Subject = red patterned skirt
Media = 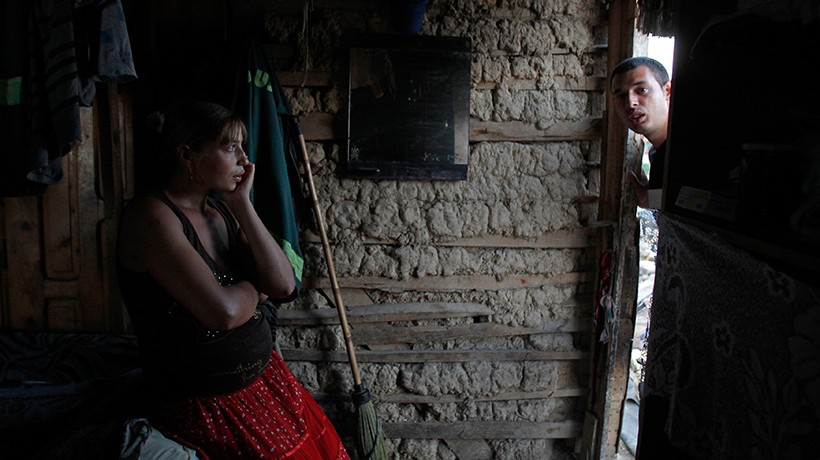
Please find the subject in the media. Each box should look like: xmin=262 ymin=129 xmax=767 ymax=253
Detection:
xmin=153 ymin=351 xmax=349 ymax=459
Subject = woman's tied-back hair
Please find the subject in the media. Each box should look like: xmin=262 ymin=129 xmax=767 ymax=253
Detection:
xmin=610 ymin=56 xmax=670 ymax=87
xmin=145 ymin=99 xmax=247 ymax=188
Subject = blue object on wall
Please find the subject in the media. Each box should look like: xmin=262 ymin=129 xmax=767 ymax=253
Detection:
xmin=391 ymin=0 xmax=427 ymax=34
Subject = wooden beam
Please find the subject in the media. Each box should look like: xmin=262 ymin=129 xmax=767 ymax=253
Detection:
xmin=379 ymin=388 xmax=587 ymax=404
xmin=437 ymin=229 xmax=595 ymax=249
xmin=352 ymin=320 xmax=589 ymax=345
xmin=302 ymin=272 xmax=593 ymax=291
xmin=579 ymin=0 xmax=639 ymax=458
xmin=43 ymin=279 xmax=80 ymax=299
xmin=310 ymin=387 xmax=586 ymax=404
xmin=279 ymin=302 xmax=492 ymax=325
xmin=300 ymin=112 xmax=336 ymax=141
xmin=0 ymin=200 xmax=6 ymax=327
xmin=79 ymin=104 xmax=107 ymax=332
xmin=46 ymin=299 xmax=80 ymax=331
xmin=276 ymin=70 xmax=331 ymax=88
xmin=98 ymin=86 xmax=132 ymax=332
xmin=470 ymin=118 xmax=602 ymax=142
xmin=475 ymin=76 xmax=605 ymax=92
xmin=4 ymin=196 xmax=44 ymax=330
xmin=42 ymin=152 xmax=80 ymax=280
xmin=257 ymin=0 xmax=381 ymax=13
xmin=301 ymin=228 xmax=597 ymax=249
xmin=382 ymin=421 xmax=582 ymax=440
xmin=296 ymin=114 xmax=602 ymax=143
xmin=281 ymin=348 xmax=587 ymax=363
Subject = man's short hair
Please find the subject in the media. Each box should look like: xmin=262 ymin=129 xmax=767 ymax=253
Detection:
xmin=611 ymin=57 xmax=670 ymax=86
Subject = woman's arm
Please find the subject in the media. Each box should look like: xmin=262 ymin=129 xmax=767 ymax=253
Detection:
xmin=221 ymin=162 xmax=297 ymax=300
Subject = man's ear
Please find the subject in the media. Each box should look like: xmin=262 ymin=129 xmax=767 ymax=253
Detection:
xmin=664 ymin=80 xmax=672 ymax=100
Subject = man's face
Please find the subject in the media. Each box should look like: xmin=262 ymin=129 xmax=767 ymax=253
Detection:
xmin=611 ymin=65 xmax=671 ymax=147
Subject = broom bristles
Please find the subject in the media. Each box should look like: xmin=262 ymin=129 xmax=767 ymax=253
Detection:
xmin=353 ymin=385 xmax=388 ymax=460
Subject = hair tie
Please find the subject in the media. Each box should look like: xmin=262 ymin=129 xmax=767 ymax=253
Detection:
xmin=145 ymin=111 xmax=165 ymax=134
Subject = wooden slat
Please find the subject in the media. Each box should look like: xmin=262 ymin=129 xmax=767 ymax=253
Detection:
xmin=470 ymin=118 xmax=602 ymax=142
xmin=335 ymin=288 xmax=372 ymax=307
xmin=257 ymin=0 xmax=383 ymax=13
xmin=77 ymin=105 xmax=106 ymax=331
xmin=297 ymin=115 xmax=603 ymax=143
xmin=280 ymin=348 xmax=587 ymax=363
xmin=474 ymin=76 xmax=604 ymax=92
xmin=120 ymin=87 xmax=135 ymax=202
xmin=310 ymin=387 xmax=586 ymax=404
xmin=382 ymin=421 xmax=582 ymax=440
xmin=279 ymin=302 xmax=492 ymax=325
xmin=302 ymin=228 xmax=597 ymax=249
xmin=4 ymin=197 xmax=44 ymax=329
xmin=299 ymin=114 xmax=603 ymax=142
xmin=44 ymin=279 xmax=80 ymax=298
xmin=437 ymin=229 xmax=595 ymax=249
xmin=100 ymin=85 xmax=131 ymax=332
xmin=379 ymin=388 xmax=587 ymax=404
xmin=579 ymin=0 xmax=638 ymax=458
xmin=46 ymin=299 xmax=79 ymax=331
xmin=42 ymin=152 xmax=80 ymax=279
xmin=352 ymin=320 xmax=588 ymax=345
xmin=276 ymin=70 xmax=331 ymax=87
xmin=302 ymin=272 xmax=593 ymax=291
xmin=440 ymin=439 xmax=492 ymax=459
xmin=258 ymin=43 xmax=297 ymax=62
xmin=300 ymin=112 xmax=336 ymax=141
xmin=0 ymin=200 xmax=6 ymax=327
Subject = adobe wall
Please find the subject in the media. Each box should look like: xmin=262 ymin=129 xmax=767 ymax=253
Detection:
xmin=264 ymin=1 xmax=608 ymax=458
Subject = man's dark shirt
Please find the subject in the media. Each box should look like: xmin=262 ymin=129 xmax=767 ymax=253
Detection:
xmin=648 ymin=140 xmax=667 ymax=189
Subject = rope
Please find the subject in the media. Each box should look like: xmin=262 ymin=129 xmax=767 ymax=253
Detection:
xmin=300 ymin=0 xmax=314 ymax=88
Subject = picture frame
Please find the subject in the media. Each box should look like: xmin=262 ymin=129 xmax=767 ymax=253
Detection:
xmin=345 ymin=34 xmax=471 ymax=180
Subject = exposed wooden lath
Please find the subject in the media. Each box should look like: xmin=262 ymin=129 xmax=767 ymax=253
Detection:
xmin=637 ymin=0 xmax=679 ymax=36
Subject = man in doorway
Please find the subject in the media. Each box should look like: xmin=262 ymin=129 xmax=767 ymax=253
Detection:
xmin=610 ymin=57 xmax=672 ymax=208
xmin=610 ymin=56 xmax=690 ymax=459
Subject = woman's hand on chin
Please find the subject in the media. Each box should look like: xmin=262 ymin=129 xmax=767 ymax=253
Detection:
xmin=223 ymin=162 xmax=255 ymax=207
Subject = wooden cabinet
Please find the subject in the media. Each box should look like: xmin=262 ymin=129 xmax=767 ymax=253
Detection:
xmin=663 ymin=1 xmax=820 ymax=281
xmin=0 ymin=88 xmax=132 ymax=333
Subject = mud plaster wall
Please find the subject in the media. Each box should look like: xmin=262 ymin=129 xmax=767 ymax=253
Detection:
xmin=260 ymin=1 xmax=608 ymax=458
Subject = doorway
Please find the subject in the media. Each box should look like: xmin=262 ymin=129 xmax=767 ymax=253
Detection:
xmin=617 ymin=34 xmax=675 ymax=460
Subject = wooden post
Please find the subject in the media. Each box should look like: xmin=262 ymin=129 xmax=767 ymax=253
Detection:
xmin=578 ymin=0 xmax=638 ymax=458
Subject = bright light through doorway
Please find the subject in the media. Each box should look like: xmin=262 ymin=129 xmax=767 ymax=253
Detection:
xmin=648 ymin=35 xmax=674 ymax=76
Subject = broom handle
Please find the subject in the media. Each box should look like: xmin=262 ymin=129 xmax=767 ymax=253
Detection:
xmin=295 ymin=121 xmax=363 ymax=386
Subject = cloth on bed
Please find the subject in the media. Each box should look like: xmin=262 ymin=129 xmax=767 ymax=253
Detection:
xmin=0 ymin=332 xmax=147 ymax=458
xmin=120 ymin=418 xmax=200 ymax=460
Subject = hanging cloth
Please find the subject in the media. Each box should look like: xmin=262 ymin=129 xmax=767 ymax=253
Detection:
xmin=232 ymin=39 xmax=306 ymax=292
xmin=1 ymin=0 xmax=137 ymax=196
xmin=0 ymin=0 xmax=43 ymax=196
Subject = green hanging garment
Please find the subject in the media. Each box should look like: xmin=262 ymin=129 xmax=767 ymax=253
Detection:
xmin=233 ymin=40 xmax=306 ymax=292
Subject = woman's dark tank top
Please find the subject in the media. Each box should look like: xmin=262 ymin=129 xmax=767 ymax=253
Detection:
xmin=116 ymin=192 xmax=273 ymax=398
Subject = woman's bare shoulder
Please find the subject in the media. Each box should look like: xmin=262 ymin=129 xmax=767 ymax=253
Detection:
xmin=122 ymin=195 xmax=177 ymax=227
xmin=119 ymin=195 xmax=183 ymax=269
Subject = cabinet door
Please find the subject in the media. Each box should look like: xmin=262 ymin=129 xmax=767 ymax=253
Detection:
xmin=2 ymin=90 xmax=131 ymax=333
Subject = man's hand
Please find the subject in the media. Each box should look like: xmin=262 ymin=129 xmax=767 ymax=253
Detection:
xmin=629 ymin=169 xmax=649 ymax=208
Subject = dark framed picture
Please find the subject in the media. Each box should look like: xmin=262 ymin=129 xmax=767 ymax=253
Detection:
xmin=346 ymin=34 xmax=471 ymax=180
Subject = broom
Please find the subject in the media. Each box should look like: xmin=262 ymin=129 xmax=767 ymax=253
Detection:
xmin=294 ymin=117 xmax=388 ymax=460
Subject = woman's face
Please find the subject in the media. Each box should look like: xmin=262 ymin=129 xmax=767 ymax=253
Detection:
xmin=191 ymin=128 xmax=248 ymax=192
